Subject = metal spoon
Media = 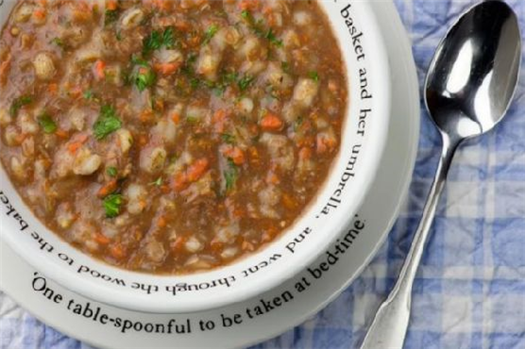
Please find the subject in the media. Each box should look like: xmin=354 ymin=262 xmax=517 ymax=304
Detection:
xmin=362 ymin=1 xmax=521 ymax=348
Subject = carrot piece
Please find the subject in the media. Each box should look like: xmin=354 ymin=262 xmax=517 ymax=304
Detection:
xmin=260 ymin=113 xmax=283 ymax=131
xmin=187 ymin=158 xmax=209 ymax=182
xmin=139 ymin=135 xmax=148 ymax=145
xmin=316 ymin=134 xmax=337 ymax=154
xmin=68 ymin=142 xmax=83 ymax=154
xmin=110 ymin=244 xmax=126 ymax=260
xmin=210 ymin=241 xmax=223 ymax=253
xmin=171 ymin=112 xmax=181 ymax=124
xmin=282 ymin=193 xmax=297 ymax=210
xmin=299 ymin=147 xmax=312 ymax=160
xmin=33 ymin=9 xmax=46 ymax=20
xmin=174 ymin=20 xmax=191 ymax=32
xmin=55 ymin=129 xmax=69 ymax=139
xmin=157 ymin=216 xmax=167 ymax=228
xmin=154 ymin=62 xmax=181 ymax=75
xmin=94 ymin=233 xmax=110 ymax=245
xmin=239 ymin=0 xmax=259 ymax=11
xmin=0 ymin=54 xmax=12 ymax=84
xmin=106 ymin=0 xmax=118 ymax=10
xmin=140 ymin=109 xmax=154 ymax=123
xmin=171 ymin=236 xmax=186 ymax=252
xmin=266 ymin=172 xmax=279 ymax=185
xmin=248 ymin=146 xmax=260 ymax=165
xmin=93 ymin=60 xmax=106 ymax=81
xmin=212 ymin=109 xmax=228 ymax=133
xmin=48 ymin=83 xmax=58 ymax=95
xmin=68 ymin=134 xmax=89 ymax=154
xmin=173 ymin=172 xmax=188 ymax=191
xmin=223 ymin=146 xmax=245 ymax=165
xmin=98 ymin=179 xmax=118 ymax=198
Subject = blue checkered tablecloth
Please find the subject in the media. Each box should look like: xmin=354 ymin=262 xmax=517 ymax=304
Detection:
xmin=1 ymin=0 xmax=525 ymax=348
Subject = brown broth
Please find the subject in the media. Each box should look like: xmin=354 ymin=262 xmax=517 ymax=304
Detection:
xmin=0 ymin=0 xmax=348 ymax=274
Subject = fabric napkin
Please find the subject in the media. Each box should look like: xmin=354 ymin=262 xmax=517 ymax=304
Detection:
xmin=2 ymin=0 xmax=525 ymax=348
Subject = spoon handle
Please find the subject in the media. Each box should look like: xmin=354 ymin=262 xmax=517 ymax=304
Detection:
xmin=361 ymin=134 xmax=460 ymax=349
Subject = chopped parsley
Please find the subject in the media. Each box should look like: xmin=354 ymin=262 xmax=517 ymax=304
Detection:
xmin=83 ymin=89 xmax=94 ymax=100
xmin=150 ymin=177 xmax=163 ymax=186
xmin=106 ymin=167 xmax=118 ymax=178
xmin=223 ymin=159 xmax=238 ymax=193
xmin=38 ymin=112 xmax=57 ymax=134
xmin=103 ymin=193 xmax=123 ymax=218
xmin=189 ymin=78 xmax=201 ymax=90
xmin=203 ymin=24 xmax=219 ymax=44
xmin=237 ymin=75 xmax=254 ymax=92
xmin=93 ymin=105 xmax=122 ymax=140
xmin=209 ymin=71 xmax=239 ymax=96
xmin=241 ymin=10 xmax=264 ymax=36
xmin=221 ymin=133 xmax=236 ymax=144
xmin=241 ymin=10 xmax=251 ymax=20
xmin=293 ymin=116 xmax=304 ymax=132
xmin=142 ymin=27 xmax=175 ymax=56
xmin=104 ymin=9 xmax=119 ymax=26
xmin=308 ymin=71 xmax=320 ymax=82
xmin=50 ymin=37 xmax=65 ymax=48
xmin=9 ymin=96 xmax=33 ymax=117
xmin=265 ymin=28 xmax=283 ymax=47
xmin=132 ymin=64 xmax=156 ymax=92
xmin=281 ymin=61 xmax=291 ymax=74
xmin=186 ymin=115 xmax=199 ymax=124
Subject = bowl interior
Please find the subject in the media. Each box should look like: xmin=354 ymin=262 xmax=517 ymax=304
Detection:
xmin=0 ymin=0 xmax=391 ymax=313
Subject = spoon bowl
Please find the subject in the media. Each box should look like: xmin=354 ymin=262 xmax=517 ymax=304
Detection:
xmin=425 ymin=0 xmax=521 ymax=140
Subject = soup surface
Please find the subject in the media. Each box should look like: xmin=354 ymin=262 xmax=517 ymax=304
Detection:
xmin=0 ymin=0 xmax=347 ymax=274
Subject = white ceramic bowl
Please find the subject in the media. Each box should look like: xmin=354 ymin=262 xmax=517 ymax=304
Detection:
xmin=0 ymin=0 xmax=391 ymax=313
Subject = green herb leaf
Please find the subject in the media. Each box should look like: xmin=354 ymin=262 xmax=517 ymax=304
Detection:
xmin=143 ymin=30 xmax=162 ymax=56
xmin=162 ymin=27 xmax=175 ymax=49
xmin=308 ymin=71 xmax=319 ymax=82
xmin=237 ymin=75 xmax=254 ymax=92
xmin=221 ymin=133 xmax=236 ymax=144
xmin=224 ymin=159 xmax=238 ymax=193
xmin=186 ymin=115 xmax=199 ymax=124
xmin=241 ymin=10 xmax=251 ymax=20
xmin=9 ymin=96 xmax=33 ymax=117
xmin=142 ymin=28 xmax=175 ymax=56
xmin=93 ymin=105 xmax=122 ymax=140
xmin=131 ymin=55 xmax=149 ymax=67
xmin=189 ymin=78 xmax=201 ymax=89
xmin=203 ymin=24 xmax=219 ymax=44
xmin=38 ymin=112 xmax=57 ymax=134
xmin=134 ymin=66 xmax=157 ymax=92
xmin=281 ymin=61 xmax=291 ymax=74
xmin=104 ymin=9 xmax=119 ymax=26
xmin=83 ymin=89 xmax=94 ymax=100
xmin=150 ymin=177 xmax=163 ymax=186
xmin=265 ymin=28 xmax=283 ymax=47
xmin=103 ymin=193 xmax=123 ymax=218
xmin=293 ymin=116 xmax=304 ymax=132
xmin=50 ymin=37 xmax=65 ymax=48
xmin=106 ymin=166 xmax=118 ymax=177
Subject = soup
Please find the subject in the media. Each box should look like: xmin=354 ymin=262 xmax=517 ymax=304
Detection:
xmin=0 ymin=0 xmax=347 ymax=274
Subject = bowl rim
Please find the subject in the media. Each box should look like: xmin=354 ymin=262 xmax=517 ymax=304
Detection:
xmin=0 ymin=0 xmax=392 ymax=313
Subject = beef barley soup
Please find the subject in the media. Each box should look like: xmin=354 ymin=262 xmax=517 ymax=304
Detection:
xmin=0 ymin=0 xmax=348 ymax=274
